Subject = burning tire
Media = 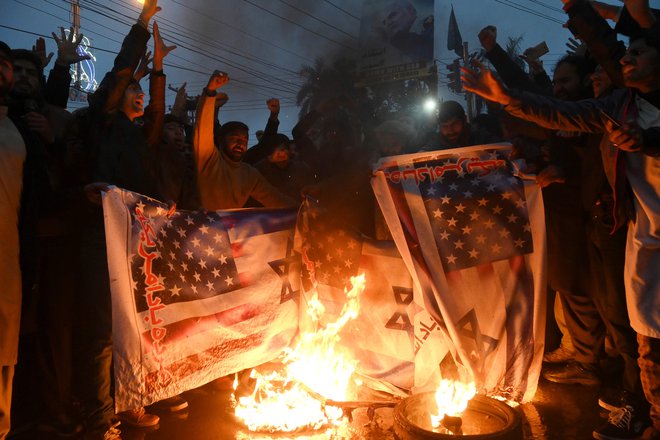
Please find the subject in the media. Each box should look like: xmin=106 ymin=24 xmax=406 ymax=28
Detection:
xmin=393 ymin=393 xmax=522 ymax=439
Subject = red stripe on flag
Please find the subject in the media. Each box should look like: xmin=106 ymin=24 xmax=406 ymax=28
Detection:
xmin=143 ymin=328 xmax=296 ymax=395
xmin=238 ymin=271 xmax=251 ymax=287
xmin=445 ymin=270 xmax=462 ymax=285
xmin=143 ymin=331 xmax=266 ymax=395
xmin=140 ymin=303 xmax=262 ymax=349
xmin=231 ymin=242 xmax=244 ymax=258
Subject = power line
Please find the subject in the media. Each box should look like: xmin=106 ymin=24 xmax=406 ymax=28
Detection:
xmin=238 ymin=0 xmax=357 ymax=51
xmin=322 ymin=0 xmax=360 ymax=21
xmin=0 ymin=22 xmax=216 ymax=78
xmin=525 ymin=0 xmax=565 ymax=14
xmin=168 ymin=0 xmax=314 ymax=64
xmin=273 ymin=0 xmax=358 ymax=40
xmin=105 ymin=0 xmax=302 ymax=78
xmin=10 ymin=0 xmax=298 ymax=98
xmin=73 ymin=0 xmax=301 ymax=96
xmin=492 ymin=0 xmax=564 ymax=24
xmin=74 ymin=0 xmax=300 ymax=95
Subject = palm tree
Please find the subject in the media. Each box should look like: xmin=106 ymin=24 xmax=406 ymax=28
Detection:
xmin=296 ymin=58 xmax=325 ymax=118
xmin=505 ymin=35 xmax=526 ymax=71
xmin=295 ymin=57 xmax=358 ymax=119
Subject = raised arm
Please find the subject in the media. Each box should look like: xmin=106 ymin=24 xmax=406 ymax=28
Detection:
xmin=143 ymin=21 xmax=175 ymax=150
xmin=461 ymin=61 xmax=617 ymax=134
xmin=244 ymin=98 xmax=280 ymax=164
xmin=193 ymin=70 xmax=228 ymax=171
xmin=43 ymin=28 xmax=92 ymax=107
xmin=87 ymin=0 xmax=159 ymax=119
xmin=563 ymin=0 xmax=625 ymax=87
xmin=479 ymin=25 xmax=549 ymax=95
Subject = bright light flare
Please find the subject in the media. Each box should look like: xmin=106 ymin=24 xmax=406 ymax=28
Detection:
xmin=423 ymin=98 xmax=437 ymax=112
xmin=429 ymin=379 xmax=477 ymax=428
xmin=234 ymin=274 xmax=367 ymax=433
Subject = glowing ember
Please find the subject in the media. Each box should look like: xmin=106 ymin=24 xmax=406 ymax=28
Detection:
xmin=429 ymin=380 xmax=477 ymax=430
xmin=234 ymin=274 xmax=366 ymax=433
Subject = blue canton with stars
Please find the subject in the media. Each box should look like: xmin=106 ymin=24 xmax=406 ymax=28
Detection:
xmin=128 ymin=196 xmax=240 ymax=313
xmin=414 ymin=150 xmax=533 ymax=271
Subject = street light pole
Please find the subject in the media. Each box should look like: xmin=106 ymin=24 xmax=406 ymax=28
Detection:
xmin=71 ymin=0 xmax=81 ymax=94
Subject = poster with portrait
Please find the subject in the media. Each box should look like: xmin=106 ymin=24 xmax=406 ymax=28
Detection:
xmin=358 ymin=0 xmax=435 ymax=85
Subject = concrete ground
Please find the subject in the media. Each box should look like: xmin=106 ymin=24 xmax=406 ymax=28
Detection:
xmin=9 ymin=373 xmax=608 ymax=440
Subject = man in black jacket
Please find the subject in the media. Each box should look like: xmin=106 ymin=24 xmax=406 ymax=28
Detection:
xmin=462 ymin=16 xmax=660 ymax=439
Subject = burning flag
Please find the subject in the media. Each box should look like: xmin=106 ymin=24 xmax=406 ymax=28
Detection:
xmin=295 ymin=200 xmax=423 ymax=393
xmin=103 ymin=188 xmax=300 ymax=412
xmin=233 ymin=274 xmax=366 ymax=433
xmin=371 ymin=144 xmax=546 ymax=402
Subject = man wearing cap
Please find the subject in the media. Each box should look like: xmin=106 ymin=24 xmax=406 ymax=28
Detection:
xmin=0 ymin=40 xmax=25 ymax=440
xmin=194 ymin=70 xmax=297 ymax=210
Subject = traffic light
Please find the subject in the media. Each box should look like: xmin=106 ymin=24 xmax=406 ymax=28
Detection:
xmin=447 ymin=58 xmax=463 ymax=93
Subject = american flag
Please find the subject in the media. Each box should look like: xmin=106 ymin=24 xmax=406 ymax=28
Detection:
xmin=130 ymin=205 xmax=241 ymax=311
xmin=103 ymin=189 xmax=300 ymax=411
xmin=296 ymin=202 xmax=418 ymax=392
xmin=415 ymin=151 xmax=534 ymax=272
xmin=372 ymin=144 xmax=546 ymax=402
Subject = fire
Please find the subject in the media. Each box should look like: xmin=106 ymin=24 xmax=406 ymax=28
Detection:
xmin=234 ymin=274 xmax=366 ymax=433
xmin=429 ymin=379 xmax=477 ymax=429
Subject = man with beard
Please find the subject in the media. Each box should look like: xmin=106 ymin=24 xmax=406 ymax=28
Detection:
xmin=6 ymin=35 xmax=92 ymax=437
xmin=462 ymin=17 xmax=660 ymax=439
xmin=193 ymin=70 xmax=296 ymax=210
xmin=434 ymin=100 xmax=497 ymax=150
xmin=155 ymin=113 xmax=200 ymax=211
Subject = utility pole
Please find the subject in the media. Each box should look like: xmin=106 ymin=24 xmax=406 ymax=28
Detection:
xmin=462 ymin=41 xmax=474 ymax=122
xmin=71 ymin=0 xmax=81 ymax=97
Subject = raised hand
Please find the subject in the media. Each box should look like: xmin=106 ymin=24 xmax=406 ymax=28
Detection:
xmin=172 ymin=82 xmax=188 ymax=110
xmin=52 ymin=27 xmax=91 ymax=67
xmin=139 ymin=0 xmax=161 ymax=27
xmin=134 ymin=50 xmax=152 ymax=81
xmin=32 ymin=37 xmax=53 ymax=68
xmin=565 ymin=37 xmax=587 ymax=56
xmin=152 ymin=22 xmax=176 ymax=71
xmin=478 ymin=25 xmax=497 ymax=52
xmin=206 ymin=70 xmax=229 ymax=92
xmin=460 ymin=59 xmax=511 ymax=106
xmin=521 ymin=49 xmax=545 ymax=75
xmin=267 ymin=98 xmax=280 ymax=115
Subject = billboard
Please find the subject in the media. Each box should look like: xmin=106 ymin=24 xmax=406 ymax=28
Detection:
xmin=358 ymin=0 xmax=435 ymax=85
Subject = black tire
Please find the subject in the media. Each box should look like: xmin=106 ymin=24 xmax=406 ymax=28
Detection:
xmin=393 ymin=394 xmax=522 ymax=440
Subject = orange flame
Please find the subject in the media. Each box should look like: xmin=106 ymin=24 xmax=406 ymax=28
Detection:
xmin=234 ymin=274 xmax=366 ymax=432
xmin=430 ymin=379 xmax=477 ymax=429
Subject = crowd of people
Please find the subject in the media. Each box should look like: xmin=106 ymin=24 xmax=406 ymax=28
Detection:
xmin=0 ymin=0 xmax=658 ymax=439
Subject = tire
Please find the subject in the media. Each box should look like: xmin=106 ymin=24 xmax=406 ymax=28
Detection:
xmin=393 ymin=394 xmax=523 ymax=440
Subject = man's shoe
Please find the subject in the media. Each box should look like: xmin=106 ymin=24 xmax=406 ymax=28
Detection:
xmin=599 ymin=390 xmax=634 ymax=413
xmin=593 ymin=405 xmax=648 ymax=440
xmin=151 ymin=395 xmax=188 ymax=413
xmin=117 ymin=407 xmax=159 ymax=428
xmin=543 ymin=362 xmax=600 ymax=386
xmin=84 ymin=421 xmax=122 ymax=440
xmin=543 ymin=346 xmax=575 ymax=364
